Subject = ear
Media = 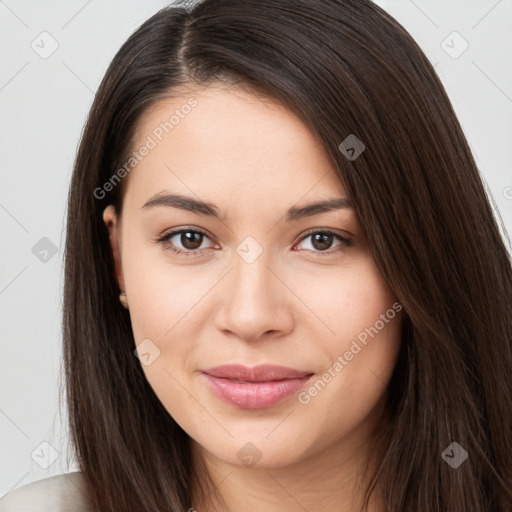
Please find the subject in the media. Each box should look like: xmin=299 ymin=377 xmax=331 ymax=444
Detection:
xmin=103 ymin=205 xmax=125 ymax=291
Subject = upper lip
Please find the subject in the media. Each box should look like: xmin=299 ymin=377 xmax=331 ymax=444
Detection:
xmin=202 ymin=364 xmax=313 ymax=382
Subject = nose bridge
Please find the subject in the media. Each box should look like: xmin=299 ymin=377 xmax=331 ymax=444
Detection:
xmin=231 ymin=238 xmax=277 ymax=308
xmin=232 ymin=246 xmax=273 ymax=301
xmin=219 ymin=236 xmax=292 ymax=339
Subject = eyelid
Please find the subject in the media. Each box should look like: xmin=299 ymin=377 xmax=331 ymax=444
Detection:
xmin=155 ymin=226 xmax=353 ymax=256
xmin=298 ymin=226 xmax=352 ymax=242
xmin=155 ymin=226 xmax=217 ymax=249
xmin=294 ymin=228 xmax=353 ymax=255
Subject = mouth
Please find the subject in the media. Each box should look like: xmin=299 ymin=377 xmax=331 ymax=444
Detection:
xmin=201 ymin=364 xmax=314 ymax=409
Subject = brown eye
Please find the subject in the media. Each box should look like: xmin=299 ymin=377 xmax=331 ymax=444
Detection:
xmin=156 ymin=228 xmax=216 ymax=257
xmin=295 ymin=229 xmax=352 ymax=255
xmin=310 ymin=232 xmax=334 ymax=251
xmin=179 ymin=231 xmax=204 ymax=250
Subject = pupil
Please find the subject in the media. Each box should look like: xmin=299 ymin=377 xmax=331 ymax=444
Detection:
xmin=182 ymin=231 xmax=202 ymax=250
xmin=312 ymin=233 xmax=332 ymax=251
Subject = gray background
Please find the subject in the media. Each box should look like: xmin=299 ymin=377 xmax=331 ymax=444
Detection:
xmin=1 ymin=0 xmax=511 ymax=497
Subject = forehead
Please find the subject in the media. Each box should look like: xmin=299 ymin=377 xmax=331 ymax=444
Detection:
xmin=123 ymin=82 xmax=347 ymax=209
xmin=134 ymin=82 xmax=322 ymax=152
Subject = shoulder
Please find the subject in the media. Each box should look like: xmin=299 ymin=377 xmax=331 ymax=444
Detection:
xmin=0 ymin=472 xmax=91 ymax=512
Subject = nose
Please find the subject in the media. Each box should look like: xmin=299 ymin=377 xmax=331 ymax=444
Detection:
xmin=215 ymin=250 xmax=295 ymax=342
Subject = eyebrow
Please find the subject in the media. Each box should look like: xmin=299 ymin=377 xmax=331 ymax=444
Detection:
xmin=141 ymin=192 xmax=353 ymax=222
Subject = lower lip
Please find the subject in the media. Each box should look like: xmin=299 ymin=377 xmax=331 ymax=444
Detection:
xmin=201 ymin=373 xmax=313 ymax=410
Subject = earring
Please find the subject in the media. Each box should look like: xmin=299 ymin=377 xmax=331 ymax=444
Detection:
xmin=119 ymin=291 xmax=129 ymax=309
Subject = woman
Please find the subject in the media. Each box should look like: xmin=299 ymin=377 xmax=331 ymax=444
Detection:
xmin=2 ymin=0 xmax=511 ymax=511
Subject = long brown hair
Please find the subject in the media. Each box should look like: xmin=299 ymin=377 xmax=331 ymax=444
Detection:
xmin=62 ymin=0 xmax=512 ymax=510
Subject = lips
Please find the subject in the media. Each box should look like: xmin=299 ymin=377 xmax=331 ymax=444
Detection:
xmin=201 ymin=364 xmax=314 ymax=409
xmin=202 ymin=364 xmax=312 ymax=382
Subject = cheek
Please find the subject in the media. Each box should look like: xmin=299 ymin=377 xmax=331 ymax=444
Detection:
xmin=294 ymin=279 xmax=401 ymax=453
xmin=302 ymin=258 xmax=402 ymax=406
xmin=304 ymin=256 xmax=400 ymax=351
xmin=120 ymin=229 xmax=209 ymax=342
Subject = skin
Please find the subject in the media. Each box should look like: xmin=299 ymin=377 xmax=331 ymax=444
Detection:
xmin=103 ymin=83 xmax=402 ymax=511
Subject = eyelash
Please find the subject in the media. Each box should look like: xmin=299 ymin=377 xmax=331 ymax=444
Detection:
xmin=154 ymin=227 xmax=353 ymax=258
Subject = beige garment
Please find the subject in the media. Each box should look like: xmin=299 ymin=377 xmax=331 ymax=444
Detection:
xmin=0 ymin=472 xmax=90 ymax=512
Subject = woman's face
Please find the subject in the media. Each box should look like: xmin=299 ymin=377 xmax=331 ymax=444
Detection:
xmin=103 ymin=83 xmax=402 ymax=469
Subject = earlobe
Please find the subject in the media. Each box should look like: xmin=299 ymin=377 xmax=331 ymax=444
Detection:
xmin=103 ymin=205 xmax=125 ymax=291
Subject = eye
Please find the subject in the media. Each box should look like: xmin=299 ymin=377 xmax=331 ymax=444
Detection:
xmin=155 ymin=228 xmax=217 ymax=257
xmin=155 ymin=227 xmax=353 ymax=258
xmin=294 ymin=229 xmax=352 ymax=256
